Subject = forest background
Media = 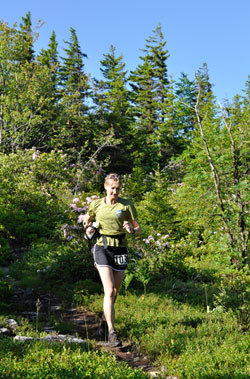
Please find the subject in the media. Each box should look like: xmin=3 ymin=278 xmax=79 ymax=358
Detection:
xmin=1 ymin=11 xmax=250 ymax=378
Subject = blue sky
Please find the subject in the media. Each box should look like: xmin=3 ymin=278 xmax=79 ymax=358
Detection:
xmin=1 ymin=0 xmax=250 ymax=102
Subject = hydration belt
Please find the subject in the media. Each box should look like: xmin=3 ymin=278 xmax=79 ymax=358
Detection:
xmin=101 ymin=234 xmax=125 ymax=249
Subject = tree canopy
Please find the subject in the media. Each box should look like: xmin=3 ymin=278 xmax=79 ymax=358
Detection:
xmin=1 ymin=13 xmax=250 ymax=265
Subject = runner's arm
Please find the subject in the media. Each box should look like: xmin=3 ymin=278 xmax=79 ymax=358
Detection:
xmin=123 ymin=220 xmax=141 ymax=235
xmin=132 ymin=220 xmax=141 ymax=234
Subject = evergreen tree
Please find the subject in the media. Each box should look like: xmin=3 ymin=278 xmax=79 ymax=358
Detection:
xmin=0 ymin=19 xmax=53 ymax=152
xmin=57 ymin=27 xmax=91 ymax=160
xmin=175 ymin=72 xmax=197 ymax=138
xmin=93 ymin=45 xmax=134 ymax=173
xmin=129 ymin=24 xmax=175 ymax=171
xmin=60 ymin=27 xmax=89 ymax=103
xmin=39 ymin=31 xmax=58 ymax=70
xmin=36 ymin=31 xmax=62 ymax=150
xmin=18 ymin=11 xmax=35 ymax=64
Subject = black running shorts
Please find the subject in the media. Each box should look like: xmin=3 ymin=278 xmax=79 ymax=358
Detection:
xmin=92 ymin=244 xmax=128 ymax=271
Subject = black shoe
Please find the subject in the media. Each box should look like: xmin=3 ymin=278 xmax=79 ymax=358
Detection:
xmin=108 ymin=330 xmax=122 ymax=348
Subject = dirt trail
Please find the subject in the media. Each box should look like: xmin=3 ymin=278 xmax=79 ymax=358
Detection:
xmin=60 ymin=308 xmax=157 ymax=374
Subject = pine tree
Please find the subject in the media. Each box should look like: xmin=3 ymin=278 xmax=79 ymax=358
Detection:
xmin=60 ymin=27 xmax=89 ymax=104
xmin=18 ymin=11 xmax=35 ymax=64
xmin=129 ymin=24 xmax=172 ymax=171
xmin=36 ymin=31 xmax=62 ymax=150
xmin=175 ymin=72 xmax=197 ymax=137
xmin=39 ymin=31 xmax=58 ymax=70
xmin=57 ymin=27 xmax=90 ymax=159
xmin=93 ymin=45 xmax=134 ymax=173
xmin=0 ymin=18 xmax=52 ymax=152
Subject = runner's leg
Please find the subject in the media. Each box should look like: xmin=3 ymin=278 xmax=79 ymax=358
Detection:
xmin=97 ymin=266 xmax=115 ymax=331
xmin=113 ymin=270 xmax=125 ymax=303
xmin=97 ymin=266 xmax=125 ymax=332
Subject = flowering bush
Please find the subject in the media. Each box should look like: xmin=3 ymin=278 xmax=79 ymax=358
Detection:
xmin=61 ymin=195 xmax=100 ymax=242
xmin=125 ymin=230 xmax=188 ymax=293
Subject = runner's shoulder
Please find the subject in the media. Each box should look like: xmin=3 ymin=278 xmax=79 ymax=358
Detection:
xmin=88 ymin=197 xmax=104 ymax=210
xmin=117 ymin=197 xmax=134 ymax=207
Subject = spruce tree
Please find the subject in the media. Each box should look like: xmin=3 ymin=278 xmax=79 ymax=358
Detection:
xmin=129 ymin=24 xmax=173 ymax=172
xmin=175 ymin=72 xmax=197 ymax=138
xmin=36 ymin=31 xmax=62 ymax=150
xmin=58 ymin=27 xmax=90 ymax=160
xmin=0 ymin=18 xmax=53 ymax=152
xmin=93 ymin=45 xmax=134 ymax=173
xmin=18 ymin=11 xmax=35 ymax=64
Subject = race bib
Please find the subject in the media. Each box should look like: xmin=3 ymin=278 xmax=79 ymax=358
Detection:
xmin=114 ymin=254 xmax=127 ymax=266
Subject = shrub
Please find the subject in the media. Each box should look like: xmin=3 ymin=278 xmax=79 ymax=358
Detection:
xmin=0 ymin=279 xmax=12 ymax=302
xmin=214 ymin=266 xmax=250 ymax=330
xmin=0 ymin=149 xmax=73 ymax=247
xmin=10 ymin=240 xmax=98 ymax=293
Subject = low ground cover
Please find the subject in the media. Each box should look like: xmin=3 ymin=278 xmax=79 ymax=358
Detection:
xmin=2 ymin=257 xmax=250 ymax=378
xmin=0 ymin=338 xmax=149 ymax=378
xmin=82 ymin=268 xmax=250 ymax=378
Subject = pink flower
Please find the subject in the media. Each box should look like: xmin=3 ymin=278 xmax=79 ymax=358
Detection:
xmin=73 ymin=198 xmax=80 ymax=203
xmin=77 ymin=215 xmax=85 ymax=223
xmin=74 ymin=207 xmax=84 ymax=212
xmin=32 ymin=151 xmax=40 ymax=160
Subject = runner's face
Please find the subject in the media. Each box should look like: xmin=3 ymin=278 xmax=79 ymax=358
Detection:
xmin=105 ymin=180 xmax=120 ymax=202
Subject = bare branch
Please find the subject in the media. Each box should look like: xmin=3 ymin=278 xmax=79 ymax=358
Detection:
xmin=73 ymin=133 xmax=115 ymax=194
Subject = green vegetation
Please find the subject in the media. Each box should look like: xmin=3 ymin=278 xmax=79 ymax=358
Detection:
xmin=1 ymin=12 xmax=250 ymax=378
xmin=0 ymin=339 xmax=148 ymax=378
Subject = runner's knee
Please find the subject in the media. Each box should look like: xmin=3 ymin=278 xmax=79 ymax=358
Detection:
xmin=104 ymin=286 xmax=115 ymax=298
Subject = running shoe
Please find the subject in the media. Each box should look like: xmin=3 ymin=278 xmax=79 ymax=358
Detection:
xmin=108 ymin=330 xmax=122 ymax=347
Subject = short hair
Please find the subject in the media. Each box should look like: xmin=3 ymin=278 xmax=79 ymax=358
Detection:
xmin=104 ymin=173 xmax=120 ymax=185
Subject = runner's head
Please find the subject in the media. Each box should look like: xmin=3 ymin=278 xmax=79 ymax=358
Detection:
xmin=104 ymin=173 xmax=121 ymax=202
xmin=104 ymin=173 xmax=120 ymax=186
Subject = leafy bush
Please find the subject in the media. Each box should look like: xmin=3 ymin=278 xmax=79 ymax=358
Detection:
xmin=0 ymin=279 xmax=12 ymax=302
xmin=214 ymin=266 xmax=250 ymax=330
xmin=0 ymin=234 xmax=11 ymax=265
xmin=135 ymin=170 xmax=176 ymax=237
xmin=0 ymin=149 xmax=73 ymax=247
xmin=10 ymin=240 xmax=99 ymax=294
xmin=127 ymin=230 xmax=187 ymax=289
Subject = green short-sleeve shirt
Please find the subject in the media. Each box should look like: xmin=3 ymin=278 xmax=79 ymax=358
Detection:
xmin=87 ymin=197 xmax=138 ymax=247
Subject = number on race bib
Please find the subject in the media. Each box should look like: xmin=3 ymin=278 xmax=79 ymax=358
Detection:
xmin=114 ymin=254 xmax=127 ymax=265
